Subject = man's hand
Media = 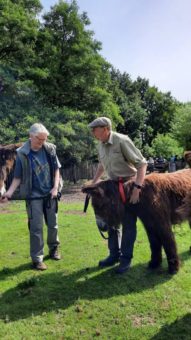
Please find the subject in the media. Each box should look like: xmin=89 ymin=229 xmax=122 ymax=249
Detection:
xmin=129 ymin=187 xmax=141 ymax=204
xmin=0 ymin=192 xmax=12 ymax=203
xmin=50 ymin=187 xmax=58 ymax=199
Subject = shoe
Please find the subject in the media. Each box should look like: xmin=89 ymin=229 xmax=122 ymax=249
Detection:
xmin=32 ymin=262 xmax=47 ymax=271
xmin=98 ymin=256 xmax=119 ymax=267
xmin=115 ymin=259 xmax=131 ymax=274
xmin=49 ymin=247 xmax=61 ymax=260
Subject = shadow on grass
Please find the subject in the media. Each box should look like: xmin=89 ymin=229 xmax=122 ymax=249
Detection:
xmin=0 ymin=249 xmax=190 ymax=322
xmin=0 ymin=263 xmax=175 ymax=322
xmin=0 ymin=248 xmax=190 ymax=282
xmin=0 ymin=263 xmax=31 ymax=280
xmin=179 ymin=249 xmax=191 ymax=262
xmin=151 ymin=313 xmax=191 ymax=339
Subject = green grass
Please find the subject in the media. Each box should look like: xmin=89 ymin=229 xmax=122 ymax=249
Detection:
xmin=0 ymin=200 xmax=191 ymax=339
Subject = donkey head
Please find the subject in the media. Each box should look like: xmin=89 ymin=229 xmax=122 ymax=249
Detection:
xmin=82 ymin=180 xmax=125 ymax=228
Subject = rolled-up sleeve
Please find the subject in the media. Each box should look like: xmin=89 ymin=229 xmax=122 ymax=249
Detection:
xmin=120 ymin=137 xmax=147 ymax=169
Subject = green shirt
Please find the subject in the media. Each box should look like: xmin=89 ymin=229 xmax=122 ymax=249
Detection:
xmin=98 ymin=131 xmax=147 ymax=180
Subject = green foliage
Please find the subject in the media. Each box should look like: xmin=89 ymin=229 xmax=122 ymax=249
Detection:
xmin=0 ymin=0 xmax=122 ymax=165
xmin=0 ymin=77 xmax=38 ymax=143
xmin=118 ymin=99 xmax=147 ymax=140
xmin=0 ymin=0 xmax=182 ymax=166
xmin=0 ymin=0 xmax=41 ymax=66
xmin=171 ymin=103 xmax=191 ymax=150
xmin=110 ymin=71 xmax=178 ymax=149
xmin=32 ymin=0 xmax=117 ymax=117
xmin=43 ymin=107 xmax=95 ymax=165
xmin=134 ymin=77 xmax=178 ymax=144
xmin=149 ymin=133 xmax=183 ymax=159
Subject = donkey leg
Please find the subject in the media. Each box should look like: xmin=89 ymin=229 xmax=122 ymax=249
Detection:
xmin=145 ymin=227 xmax=162 ymax=269
xmin=160 ymin=227 xmax=180 ymax=274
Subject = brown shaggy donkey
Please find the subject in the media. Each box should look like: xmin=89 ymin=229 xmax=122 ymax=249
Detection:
xmin=177 ymin=151 xmax=191 ymax=230
xmin=82 ymin=167 xmax=191 ymax=275
xmin=178 ymin=193 xmax=191 ymax=225
xmin=0 ymin=143 xmax=22 ymax=197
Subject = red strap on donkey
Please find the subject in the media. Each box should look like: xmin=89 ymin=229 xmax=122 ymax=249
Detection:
xmin=118 ymin=177 xmax=126 ymax=203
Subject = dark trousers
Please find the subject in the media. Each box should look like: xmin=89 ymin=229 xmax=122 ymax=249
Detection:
xmin=108 ymin=208 xmax=137 ymax=262
xmin=26 ymin=198 xmax=60 ymax=263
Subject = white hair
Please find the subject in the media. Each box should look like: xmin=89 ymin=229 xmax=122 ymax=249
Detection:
xmin=29 ymin=123 xmax=49 ymax=136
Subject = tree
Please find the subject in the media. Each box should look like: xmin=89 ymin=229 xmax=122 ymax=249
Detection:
xmin=0 ymin=0 xmax=41 ymax=66
xmin=171 ymin=102 xmax=191 ymax=150
xmin=117 ymin=99 xmax=147 ymax=143
xmin=110 ymin=70 xmax=146 ymax=145
xmin=133 ymin=77 xmax=178 ymax=145
xmin=149 ymin=133 xmax=183 ymax=159
xmin=0 ymin=0 xmax=182 ymax=169
xmin=109 ymin=71 xmax=178 ymax=151
xmin=31 ymin=0 xmax=119 ymax=122
xmin=0 ymin=0 xmax=122 ymax=166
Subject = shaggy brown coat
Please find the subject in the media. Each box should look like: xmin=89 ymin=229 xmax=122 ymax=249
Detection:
xmin=177 ymin=193 xmax=191 ymax=225
xmin=0 ymin=143 xmax=22 ymax=196
xmin=82 ymin=169 xmax=191 ymax=274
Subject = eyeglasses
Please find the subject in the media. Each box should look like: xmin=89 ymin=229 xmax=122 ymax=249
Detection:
xmin=34 ymin=136 xmax=47 ymax=142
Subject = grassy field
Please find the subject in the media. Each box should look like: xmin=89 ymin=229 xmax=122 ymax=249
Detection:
xmin=0 ymin=198 xmax=191 ymax=339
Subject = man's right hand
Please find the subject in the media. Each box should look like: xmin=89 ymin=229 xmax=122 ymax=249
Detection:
xmin=0 ymin=192 xmax=12 ymax=203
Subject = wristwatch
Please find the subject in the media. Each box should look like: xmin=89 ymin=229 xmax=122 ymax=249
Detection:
xmin=132 ymin=182 xmax=142 ymax=190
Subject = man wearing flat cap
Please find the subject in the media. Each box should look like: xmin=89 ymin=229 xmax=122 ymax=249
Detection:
xmin=87 ymin=116 xmax=147 ymax=274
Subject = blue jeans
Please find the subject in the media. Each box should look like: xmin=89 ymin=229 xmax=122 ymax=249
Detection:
xmin=108 ymin=208 xmax=137 ymax=262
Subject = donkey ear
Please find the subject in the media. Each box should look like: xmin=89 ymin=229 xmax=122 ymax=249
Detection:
xmin=82 ymin=184 xmax=104 ymax=197
xmin=81 ymin=184 xmax=97 ymax=195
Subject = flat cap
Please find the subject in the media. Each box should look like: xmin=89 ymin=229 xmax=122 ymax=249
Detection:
xmin=88 ymin=117 xmax=112 ymax=129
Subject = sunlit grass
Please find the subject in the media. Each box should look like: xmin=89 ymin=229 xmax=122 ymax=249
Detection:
xmin=0 ymin=200 xmax=190 ymax=339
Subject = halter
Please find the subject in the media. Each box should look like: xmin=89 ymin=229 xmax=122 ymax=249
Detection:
xmin=83 ymin=193 xmax=109 ymax=239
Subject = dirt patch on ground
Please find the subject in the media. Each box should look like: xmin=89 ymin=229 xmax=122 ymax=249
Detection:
xmin=0 ymin=184 xmax=86 ymax=214
xmin=61 ymin=184 xmax=86 ymax=203
xmin=64 ymin=210 xmax=85 ymax=215
xmin=0 ymin=209 xmax=26 ymax=214
xmin=62 ymin=192 xmax=85 ymax=203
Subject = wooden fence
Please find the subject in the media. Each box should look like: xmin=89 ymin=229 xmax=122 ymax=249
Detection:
xmin=61 ymin=160 xmax=187 ymax=183
xmin=61 ymin=162 xmax=98 ymax=183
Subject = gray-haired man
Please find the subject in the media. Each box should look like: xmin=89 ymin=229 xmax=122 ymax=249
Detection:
xmin=3 ymin=123 xmax=62 ymax=270
xmin=88 ymin=117 xmax=147 ymax=274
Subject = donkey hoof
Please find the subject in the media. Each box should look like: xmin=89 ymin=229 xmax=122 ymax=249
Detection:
xmin=168 ymin=267 xmax=179 ymax=275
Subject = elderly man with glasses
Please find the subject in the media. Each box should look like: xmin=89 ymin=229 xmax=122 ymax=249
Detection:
xmin=2 ymin=123 xmax=62 ymax=270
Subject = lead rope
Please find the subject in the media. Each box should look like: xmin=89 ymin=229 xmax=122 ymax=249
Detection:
xmin=118 ymin=177 xmax=126 ymax=203
xmin=83 ymin=194 xmax=91 ymax=213
xmin=83 ymin=193 xmax=109 ymax=239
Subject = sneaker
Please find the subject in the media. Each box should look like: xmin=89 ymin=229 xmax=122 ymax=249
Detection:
xmin=32 ymin=262 xmax=47 ymax=271
xmin=115 ymin=259 xmax=131 ymax=274
xmin=49 ymin=247 xmax=61 ymax=260
xmin=99 ymin=255 xmax=119 ymax=267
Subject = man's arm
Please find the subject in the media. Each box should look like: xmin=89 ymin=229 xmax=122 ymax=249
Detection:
xmin=1 ymin=178 xmax=21 ymax=201
xmin=130 ymin=163 xmax=147 ymax=204
xmin=50 ymin=168 xmax=60 ymax=198
xmin=134 ymin=163 xmax=147 ymax=187
xmin=92 ymin=163 xmax=105 ymax=184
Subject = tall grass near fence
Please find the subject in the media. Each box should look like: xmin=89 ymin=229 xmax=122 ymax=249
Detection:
xmin=0 ymin=200 xmax=191 ymax=339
